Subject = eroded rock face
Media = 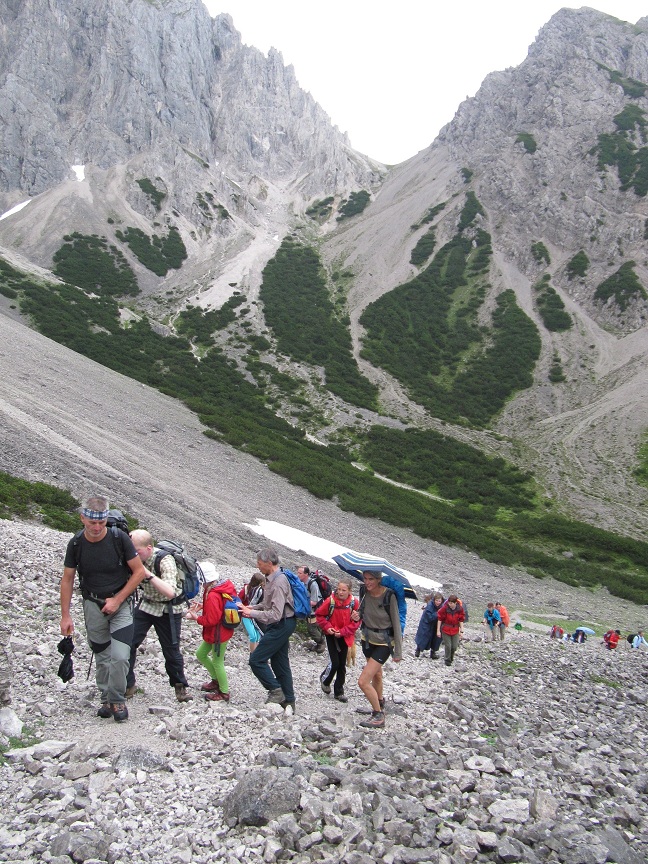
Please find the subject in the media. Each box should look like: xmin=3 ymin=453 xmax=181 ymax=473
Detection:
xmin=0 ymin=0 xmax=380 ymax=202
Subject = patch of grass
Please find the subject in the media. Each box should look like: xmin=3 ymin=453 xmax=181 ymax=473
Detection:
xmin=500 ymin=660 xmax=525 ymax=675
xmin=589 ymin=674 xmax=621 ymax=689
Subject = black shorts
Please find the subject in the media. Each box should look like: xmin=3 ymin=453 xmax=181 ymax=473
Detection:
xmin=361 ymin=641 xmax=392 ymax=665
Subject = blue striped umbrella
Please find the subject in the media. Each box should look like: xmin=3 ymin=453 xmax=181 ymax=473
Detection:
xmin=332 ymin=551 xmax=418 ymax=599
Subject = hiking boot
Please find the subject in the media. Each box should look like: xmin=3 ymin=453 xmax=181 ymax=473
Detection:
xmin=111 ymin=702 xmax=128 ymax=722
xmin=280 ymin=699 xmax=296 ymax=713
xmin=201 ymin=679 xmax=220 ymax=693
xmin=125 ymin=685 xmax=137 ymax=699
xmin=359 ymin=710 xmax=385 ymax=729
xmin=205 ymin=691 xmax=230 ymax=702
xmin=321 ymin=682 xmax=331 ymax=695
xmin=355 ymin=698 xmax=385 ymax=715
xmin=97 ymin=702 xmax=112 ymax=718
xmin=334 ymin=693 xmax=348 ymax=703
xmin=430 ymin=652 xmax=439 ymax=660
xmin=315 ymin=643 xmax=326 ymax=655
xmin=175 ymin=684 xmax=193 ymax=703
xmin=265 ymin=688 xmax=285 ymax=704
xmin=414 ymin=649 xmax=421 ymax=657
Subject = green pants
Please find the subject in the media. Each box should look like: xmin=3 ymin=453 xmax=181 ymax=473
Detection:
xmin=196 ymin=640 xmax=229 ymax=694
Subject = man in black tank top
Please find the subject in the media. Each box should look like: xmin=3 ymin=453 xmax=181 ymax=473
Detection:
xmin=60 ymin=496 xmax=146 ymax=722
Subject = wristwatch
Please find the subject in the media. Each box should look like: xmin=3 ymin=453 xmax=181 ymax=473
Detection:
xmin=143 ymin=574 xmax=153 ymax=583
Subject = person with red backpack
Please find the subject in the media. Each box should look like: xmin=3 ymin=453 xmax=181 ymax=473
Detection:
xmin=186 ymin=562 xmax=237 ymax=702
xmin=436 ymin=595 xmax=465 ymax=666
xmin=603 ymin=629 xmax=621 ymax=650
xmin=315 ymin=577 xmax=360 ymax=703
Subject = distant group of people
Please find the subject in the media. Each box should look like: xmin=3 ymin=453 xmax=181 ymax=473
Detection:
xmin=549 ymin=624 xmax=647 ymax=649
xmin=59 ymin=496 xmax=404 ymax=729
xmin=413 ymin=593 xmax=467 ymax=666
xmin=481 ymin=602 xmax=509 ymax=641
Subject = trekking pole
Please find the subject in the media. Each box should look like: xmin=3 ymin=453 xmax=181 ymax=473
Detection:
xmin=86 ymin=652 xmax=94 ymax=680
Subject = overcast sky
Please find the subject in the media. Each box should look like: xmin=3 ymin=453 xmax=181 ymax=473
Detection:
xmin=204 ymin=2 xmax=648 ymax=164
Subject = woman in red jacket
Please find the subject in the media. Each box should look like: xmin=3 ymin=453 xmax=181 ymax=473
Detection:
xmin=315 ymin=577 xmax=360 ymax=702
xmin=436 ymin=595 xmax=465 ymax=667
xmin=186 ymin=562 xmax=237 ymax=702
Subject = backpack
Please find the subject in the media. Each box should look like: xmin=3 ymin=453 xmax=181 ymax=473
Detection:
xmin=153 ymin=540 xmax=201 ymax=603
xmin=281 ymin=568 xmax=311 ymax=618
xmin=627 ymin=633 xmax=637 ymax=646
xmin=221 ymin=593 xmax=242 ymax=630
xmin=106 ymin=508 xmax=130 ymax=533
xmin=381 ymin=575 xmax=408 ymax=634
xmin=309 ymin=570 xmax=332 ymax=601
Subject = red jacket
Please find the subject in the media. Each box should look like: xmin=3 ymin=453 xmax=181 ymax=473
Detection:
xmin=315 ymin=594 xmax=360 ymax=647
xmin=196 ymin=579 xmax=238 ymax=645
xmin=437 ymin=602 xmax=465 ymax=636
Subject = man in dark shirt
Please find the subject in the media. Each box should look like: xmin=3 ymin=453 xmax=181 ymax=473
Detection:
xmin=60 ymin=496 xmax=145 ymax=722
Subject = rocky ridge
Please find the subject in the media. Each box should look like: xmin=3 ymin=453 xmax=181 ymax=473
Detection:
xmin=0 ymin=519 xmax=647 ymax=864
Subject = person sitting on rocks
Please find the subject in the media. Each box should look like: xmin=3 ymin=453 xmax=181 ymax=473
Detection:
xmin=126 ymin=529 xmax=192 ymax=703
xmin=414 ymin=593 xmax=444 ymax=659
xmin=482 ymin=603 xmax=501 ymax=642
xmin=352 ymin=571 xmax=402 ymax=729
xmin=437 ymin=595 xmax=465 ymax=666
xmin=186 ymin=562 xmax=237 ymax=702
xmin=630 ymin=630 xmax=648 ymax=649
xmin=315 ymin=576 xmax=360 ymax=703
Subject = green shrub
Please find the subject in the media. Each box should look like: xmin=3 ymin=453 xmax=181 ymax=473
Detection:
xmin=176 ymin=295 xmax=245 ymax=344
xmin=336 ymin=191 xmax=370 ymax=221
xmin=608 ymin=69 xmax=647 ymax=98
xmin=461 ymin=168 xmax=473 ymax=183
xmin=410 ymin=227 xmax=436 ymax=267
xmin=259 ymin=240 xmax=378 ymax=409
xmin=0 ymin=471 xmax=80 ymax=531
xmin=531 ymin=242 xmax=551 ymax=265
xmin=458 ymin=191 xmax=484 ymax=231
xmin=53 ymin=234 xmax=139 ymax=296
xmin=137 ymin=178 xmax=166 ymax=211
xmin=595 ymin=261 xmax=647 ymax=311
xmin=534 ymin=278 xmax=572 ymax=332
xmin=115 ymin=226 xmax=187 ymax=276
xmin=567 ymin=251 xmax=590 ymax=279
xmin=516 ymin=133 xmax=537 ymax=154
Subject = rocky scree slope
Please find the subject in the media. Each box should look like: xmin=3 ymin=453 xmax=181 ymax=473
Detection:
xmin=0 ymin=519 xmax=647 ymax=864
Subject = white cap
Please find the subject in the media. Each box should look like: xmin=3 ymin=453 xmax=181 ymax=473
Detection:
xmin=198 ymin=561 xmax=220 ymax=584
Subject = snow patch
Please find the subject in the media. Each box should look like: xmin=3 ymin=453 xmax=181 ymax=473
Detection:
xmin=243 ymin=518 xmax=441 ymax=591
xmin=71 ymin=165 xmax=85 ymax=182
xmin=0 ymin=200 xmax=30 ymax=222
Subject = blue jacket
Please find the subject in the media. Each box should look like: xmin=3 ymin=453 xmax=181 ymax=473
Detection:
xmin=415 ymin=598 xmax=444 ymax=651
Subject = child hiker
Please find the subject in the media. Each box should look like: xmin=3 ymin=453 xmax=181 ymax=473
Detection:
xmin=186 ymin=562 xmax=237 ymax=702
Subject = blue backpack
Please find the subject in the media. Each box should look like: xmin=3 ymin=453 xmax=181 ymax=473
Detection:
xmin=380 ymin=575 xmax=408 ymax=634
xmin=281 ymin=568 xmax=311 ymax=618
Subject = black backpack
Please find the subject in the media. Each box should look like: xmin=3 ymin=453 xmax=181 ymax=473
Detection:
xmin=627 ymin=633 xmax=637 ymax=646
xmin=309 ymin=570 xmax=332 ymax=601
xmin=106 ymin=509 xmax=129 ymax=533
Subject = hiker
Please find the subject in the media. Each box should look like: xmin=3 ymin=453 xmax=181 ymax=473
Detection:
xmin=297 ymin=565 xmax=326 ymax=654
xmin=315 ymin=576 xmax=360 ymax=703
xmin=125 ymin=530 xmax=192 ymax=703
xmin=240 ymin=548 xmax=296 ymax=712
xmin=352 ymin=570 xmax=402 ymax=729
xmin=603 ymin=629 xmax=621 ymax=650
xmin=60 ymin=496 xmax=146 ymax=722
xmin=414 ymin=592 xmax=444 ymax=658
xmin=186 ymin=562 xmax=237 ymax=702
xmin=482 ymin=603 xmax=501 ymax=642
xmin=562 ymin=632 xmax=572 ymax=643
xmin=630 ymin=630 xmax=648 ymax=649
xmin=495 ymin=601 xmax=509 ymax=640
xmin=238 ymin=571 xmax=265 ymax=652
xmin=436 ymin=595 xmax=465 ymax=666
xmin=572 ymin=629 xmax=587 ymax=644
